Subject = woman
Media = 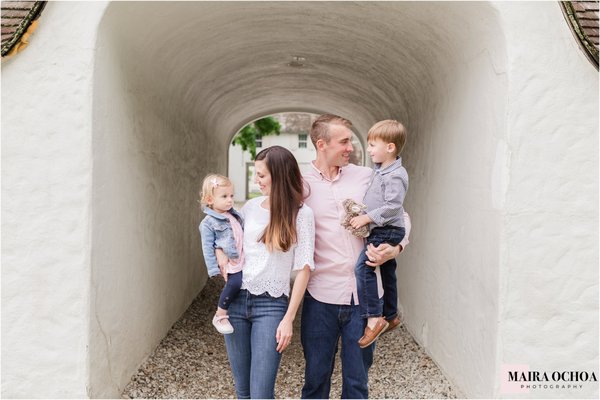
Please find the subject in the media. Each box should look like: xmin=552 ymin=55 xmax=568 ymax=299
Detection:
xmin=216 ymin=145 xmax=314 ymax=399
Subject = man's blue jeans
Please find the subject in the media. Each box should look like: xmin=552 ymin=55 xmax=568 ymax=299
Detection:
xmin=224 ymin=289 xmax=288 ymax=399
xmin=300 ymin=292 xmax=374 ymax=399
xmin=355 ymin=226 xmax=405 ymax=319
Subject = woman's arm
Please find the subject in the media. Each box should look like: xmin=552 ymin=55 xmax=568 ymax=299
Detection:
xmin=276 ymin=206 xmax=315 ymax=353
xmin=276 ymin=264 xmax=310 ymax=353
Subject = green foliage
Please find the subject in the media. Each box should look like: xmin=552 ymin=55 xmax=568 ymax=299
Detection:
xmin=232 ymin=117 xmax=281 ymax=160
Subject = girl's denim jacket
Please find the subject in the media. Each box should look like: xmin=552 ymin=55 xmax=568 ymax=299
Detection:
xmin=199 ymin=206 xmax=244 ymax=277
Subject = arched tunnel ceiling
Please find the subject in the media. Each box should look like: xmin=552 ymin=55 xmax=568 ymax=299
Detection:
xmin=103 ymin=1 xmax=499 ymax=140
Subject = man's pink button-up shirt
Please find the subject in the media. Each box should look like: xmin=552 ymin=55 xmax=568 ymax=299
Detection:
xmin=303 ymin=162 xmax=381 ymax=305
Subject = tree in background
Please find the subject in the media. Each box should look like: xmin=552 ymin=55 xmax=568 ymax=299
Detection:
xmin=232 ymin=117 xmax=281 ymax=160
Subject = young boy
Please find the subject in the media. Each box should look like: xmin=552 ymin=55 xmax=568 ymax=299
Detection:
xmin=348 ymin=119 xmax=408 ymax=348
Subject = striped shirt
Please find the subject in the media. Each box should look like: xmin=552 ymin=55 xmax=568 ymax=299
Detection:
xmin=364 ymin=157 xmax=408 ymax=229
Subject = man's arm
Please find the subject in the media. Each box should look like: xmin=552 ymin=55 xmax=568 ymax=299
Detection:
xmin=365 ymin=211 xmax=410 ymax=266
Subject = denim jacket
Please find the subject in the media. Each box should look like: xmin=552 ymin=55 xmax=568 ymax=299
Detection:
xmin=199 ymin=206 xmax=244 ymax=277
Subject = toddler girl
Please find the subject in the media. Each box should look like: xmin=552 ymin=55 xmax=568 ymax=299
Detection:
xmin=199 ymin=174 xmax=244 ymax=334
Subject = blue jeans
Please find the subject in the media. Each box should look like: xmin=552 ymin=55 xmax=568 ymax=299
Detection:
xmin=381 ymin=259 xmax=400 ymax=321
xmin=301 ymin=292 xmax=374 ymax=399
xmin=355 ymin=226 xmax=405 ymax=319
xmin=219 ymin=271 xmax=243 ymax=310
xmin=224 ymin=289 xmax=288 ymax=399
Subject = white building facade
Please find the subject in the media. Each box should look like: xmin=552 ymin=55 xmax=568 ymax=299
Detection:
xmin=228 ymin=112 xmax=364 ymax=202
xmin=2 ymin=2 xmax=598 ymax=398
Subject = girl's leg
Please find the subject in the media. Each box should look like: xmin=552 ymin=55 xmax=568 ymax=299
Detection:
xmin=248 ymin=294 xmax=288 ymax=399
xmin=218 ymin=271 xmax=243 ymax=310
xmin=215 ymin=272 xmax=244 ymax=330
xmin=224 ymin=291 xmax=251 ymax=399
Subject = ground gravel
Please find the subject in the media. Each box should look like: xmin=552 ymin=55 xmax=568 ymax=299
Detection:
xmin=122 ymin=279 xmax=459 ymax=399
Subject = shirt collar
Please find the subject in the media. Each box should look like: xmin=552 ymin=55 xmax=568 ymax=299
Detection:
xmin=310 ymin=161 xmax=343 ymax=182
xmin=202 ymin=206 xmax=228 ymax=220
xmin=374 ymin=156 xmax=403 ymax=175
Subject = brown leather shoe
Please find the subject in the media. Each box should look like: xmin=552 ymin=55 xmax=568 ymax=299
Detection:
xmin=358 ymin=317 xmax=389 ymax=348
xmin=381 ymin=317 xmax=402 ymax=335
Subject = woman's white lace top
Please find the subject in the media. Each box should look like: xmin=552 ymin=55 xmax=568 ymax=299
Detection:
xmin=240 ymin=196 xmax=315 ymax=297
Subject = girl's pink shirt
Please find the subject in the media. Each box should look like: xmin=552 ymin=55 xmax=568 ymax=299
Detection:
xmin=224 ymin=211 xmax=244 ymax=274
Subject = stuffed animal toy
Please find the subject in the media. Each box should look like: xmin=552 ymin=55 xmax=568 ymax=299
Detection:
xmin=341 ymin=198 xmax=370 ymax=238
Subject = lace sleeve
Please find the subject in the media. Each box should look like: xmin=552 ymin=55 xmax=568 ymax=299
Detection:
xmin=293 ymin=205 xmax=315 ymax=271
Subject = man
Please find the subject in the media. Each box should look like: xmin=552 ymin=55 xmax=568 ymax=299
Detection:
xmin=301 ymin=114 xmax=410 ymax=399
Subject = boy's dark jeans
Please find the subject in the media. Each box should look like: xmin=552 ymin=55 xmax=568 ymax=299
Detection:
xmin=355 ymin=226 xmax=405 ymax=319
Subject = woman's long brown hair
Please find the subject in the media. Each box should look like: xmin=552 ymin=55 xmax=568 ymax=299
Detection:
xmin=255 ymin=146 xmax=304 ymax=252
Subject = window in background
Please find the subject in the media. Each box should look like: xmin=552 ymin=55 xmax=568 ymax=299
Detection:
xmin=298 ymin=133 xmax=308 ymax=148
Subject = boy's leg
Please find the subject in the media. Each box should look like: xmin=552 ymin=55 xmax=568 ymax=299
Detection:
xmin=301 ymin=292 xmax=340 ymax=399
xmin=380 ymin=258 xmax=398 ymax=320
xmin=379 ymin=227 xmax=405 ymax=329
xmin=355 ymin=242 xmax=383 ymax=319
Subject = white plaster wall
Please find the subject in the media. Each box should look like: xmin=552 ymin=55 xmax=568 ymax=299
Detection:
xmin=89 ymin=8 xmax=209 ymax=397
xmin=94 ymin=2 xmax=508 ymax=396
xmin=1 ymin=2 xmax=108 ymax=397
xmin=494 ymin=2 xmax=599 ymax=398
xmin=2 ymin=1 xmax=596 ymax=398
xmin=396 ymin=3 xmax=507 ymax=397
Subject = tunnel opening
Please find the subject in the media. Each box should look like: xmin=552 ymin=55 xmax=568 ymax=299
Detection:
xmin=228 ymin=111 xmax=365 ymax=203
xmin=91 ymin=2 xmax=507 ymax=397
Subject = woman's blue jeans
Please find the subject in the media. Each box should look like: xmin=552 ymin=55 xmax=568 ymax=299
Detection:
xmin=224 ymin=289 xmax=288 ymax=399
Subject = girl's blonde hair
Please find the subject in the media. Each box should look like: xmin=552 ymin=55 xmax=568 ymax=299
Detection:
xmin=200 ymin=174 xmax=232 ymax=207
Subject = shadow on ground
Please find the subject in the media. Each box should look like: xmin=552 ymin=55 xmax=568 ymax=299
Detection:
xmin=122 ymin=279 xmax=458 ymax=399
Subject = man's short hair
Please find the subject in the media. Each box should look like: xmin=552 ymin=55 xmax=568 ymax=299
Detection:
xmin=310 ymin=114 xmax=353 ymax=147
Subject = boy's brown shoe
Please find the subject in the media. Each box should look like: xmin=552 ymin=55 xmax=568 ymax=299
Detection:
xmin=381 ymin=317 xmax=402 ymax=335
xmin=358 ymin=317 xmax=389 ymax=348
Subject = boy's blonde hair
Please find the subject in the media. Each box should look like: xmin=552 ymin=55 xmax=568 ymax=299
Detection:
xmin=200 ymin=174 xmax=232 ymax=207
xmin=367 ymin=120 xmax=407 ymax=156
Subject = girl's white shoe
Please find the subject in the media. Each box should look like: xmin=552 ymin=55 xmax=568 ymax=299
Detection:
xmin=212 ymin=314 xmax=234 ymax=334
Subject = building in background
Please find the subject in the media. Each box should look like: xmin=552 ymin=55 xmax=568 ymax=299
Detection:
xmin=228 ymin=112 xmax=364 ymax=202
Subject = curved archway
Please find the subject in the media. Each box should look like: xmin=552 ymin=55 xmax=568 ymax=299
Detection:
xmin=92 ymin=2 xmax=507 ymax=397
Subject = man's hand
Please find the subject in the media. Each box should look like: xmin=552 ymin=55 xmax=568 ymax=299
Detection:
xmin=365 ymin=243 xmax=401 ymax=267
xmin=349 ymin=214 xmax=371 ymax=230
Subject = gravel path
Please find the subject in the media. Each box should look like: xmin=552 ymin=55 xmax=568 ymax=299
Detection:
xmin=122 ymin=279 xmax=459 ymax=399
